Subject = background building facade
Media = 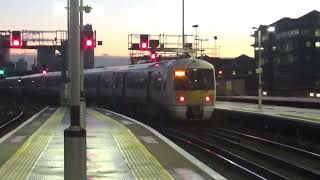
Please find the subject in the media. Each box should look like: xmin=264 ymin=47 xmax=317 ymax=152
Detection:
xmin=253 ymin=10 xmax=320 ymax=96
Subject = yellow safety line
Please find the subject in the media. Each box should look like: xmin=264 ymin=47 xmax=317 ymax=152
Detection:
xmin=0 ymin=108 xmax=65 ymax=179
xmin=278 ymin=113 xmax=320 ymax=123
xmin=90 ymin=110 xmax=174 ymax=180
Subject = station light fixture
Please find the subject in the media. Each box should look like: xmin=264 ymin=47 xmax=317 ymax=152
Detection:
xmin=11 ymin=31 xmax=22 ymax=48
xmin=218 ymin=70 xmax=223 ymax=75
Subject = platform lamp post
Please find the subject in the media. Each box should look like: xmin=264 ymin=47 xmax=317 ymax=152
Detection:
xmin=64 ymin=0 xmax=86 ymax=179
xmin=182 ymin=0 xmax=185 ymax=48
xmin=192 ymin=24 xmax=199 ymax=58
xmin=252 ymin=26 xmax=275 ymax=110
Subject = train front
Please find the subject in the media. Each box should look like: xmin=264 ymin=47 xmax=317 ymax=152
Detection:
xmin=169 ymin=59 xmax=216 ymax=121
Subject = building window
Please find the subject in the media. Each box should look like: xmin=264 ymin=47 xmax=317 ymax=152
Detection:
xmin=306 ymin=41 xmax=311 ymax=47
xmin=315 ymin=42 xmax=320 ymax=48
xmin=315 ymin=29 xmax=320 ymax=37
xmin=288 ymin=55 xmax=294 ymax=64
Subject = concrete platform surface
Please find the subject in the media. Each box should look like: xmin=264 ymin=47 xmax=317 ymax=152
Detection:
xmin=0 ymin=107 xmax=226 ymax=180
xmin=216 ymin=101 xmax=320 ymax=124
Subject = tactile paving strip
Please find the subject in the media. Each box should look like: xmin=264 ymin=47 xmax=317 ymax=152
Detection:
xmin=90 ymin=110 xmax=174 ymax=180
xmin=0 ymin=108 xmax=65 ymax=179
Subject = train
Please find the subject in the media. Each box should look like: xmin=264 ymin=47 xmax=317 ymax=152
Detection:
xmin=0 ymin=58 xmax=216 ymax=121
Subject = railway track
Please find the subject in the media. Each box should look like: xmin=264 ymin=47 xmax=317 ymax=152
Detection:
xmin=161 ymin=127 xmax=320 ymax=180
xmin=213 ymin=128 xmax=320 ymax=168
xmin=161 ymin=128 xmax=287 ymax=180
xmin=0 ymin=110 xmax=25 ymax=136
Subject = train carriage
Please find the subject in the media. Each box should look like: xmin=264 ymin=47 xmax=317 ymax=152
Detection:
xmin=0 ymin=58 xmax=216 ymax=121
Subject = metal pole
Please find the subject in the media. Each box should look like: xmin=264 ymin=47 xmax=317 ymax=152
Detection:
xmin=201 ymin=39 xmax=203 ymax=57
xmin=80 ymin=0 xmax=85 ymax=128
xmin=195 ymin=27 xmax=198 ymax=57
xmin=67 ymin=0 xmax=71 ymax=78
xmin=182 ymin=0 xmax=185 ymax=48
xmin=258 ymin=30 xmax=262 ymax=109
xmin=64 ymin=0 xmax=87 ymax=179
xmin=70 ymin=0 xmax=80 ymax=111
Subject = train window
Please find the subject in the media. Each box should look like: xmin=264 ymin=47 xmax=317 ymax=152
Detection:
xmin=127 ymin=72 xmax=146 ymax=89
xmin=114 ymin=74 xmax=123 ymax=88
xmin=152 ymin=72 xmax=163 ymax=91
xmin=174 ymin=69 xmax=215 ymax=90
xmin=104 ymin=79 xmax=110 ymax=88
xmin=163 ymin=74 xmax=167 ymax=91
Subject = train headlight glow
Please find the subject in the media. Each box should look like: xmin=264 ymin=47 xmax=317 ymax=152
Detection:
xmin=263 ymin=91 xmax=267 ymax=96
xmin=317 ymin=93 xmax=320 ymax=98
xmin=310 ymin=93 xmax=314 ymax=97
xmin=205 ymin=96 xmax=210 ymax=102
xmin=175 ymin=71 xmax=185 ymax=77
xmin=179 ymin=96 xmax=185 ymax=102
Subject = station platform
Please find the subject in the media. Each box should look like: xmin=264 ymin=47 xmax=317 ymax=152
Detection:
xmin=0 ymin=107 xmax=225 ymax=180
xmin=218 ymin=96 xmax=320 ymax=103
xmin=216 ymin=101 xmax=320 ymax=124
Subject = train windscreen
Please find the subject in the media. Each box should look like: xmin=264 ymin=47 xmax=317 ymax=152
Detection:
xmin=174 ymin=69 xmax=215 ymax=90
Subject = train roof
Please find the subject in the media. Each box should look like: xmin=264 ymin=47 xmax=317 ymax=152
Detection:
xmin=1 ymin=58 xmax=214 ymax=80
xmin=84 ymin=58 xmax=213 ymax=73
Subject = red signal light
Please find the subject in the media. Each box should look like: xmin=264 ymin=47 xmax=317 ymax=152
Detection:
xmin=11 ymin=31 xmax=22 ymax=48
xmin=83 ymin=30 xmax=94 ymax=49
xmin=86 ymin=39 xmax=93 ymax=47
xmin=141 ymin=42 xmax=147 ymax=49
xmin=13 ymin=40 xmax=20 ymax=46
xmin=140 ymin=34 xmax=149 ymax=50
xmin=179 ymin=96 xmax=185 ymax=102
xmin=150 ymin=51 xmax=157 ymax=61
xmin=218 ymin=70 xmax=223 ymax=75
xmin=84 ymin=38 xmax=94 ymax=49
xmin=205 ymin=96 xmax=210 ymax=102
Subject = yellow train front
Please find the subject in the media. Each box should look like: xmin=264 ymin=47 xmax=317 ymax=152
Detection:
xmin=166 ymin=59 xmax=216 ymax=120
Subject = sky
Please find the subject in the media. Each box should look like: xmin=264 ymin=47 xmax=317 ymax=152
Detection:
xmin=1 ymin=0 xmax=320 ymax=57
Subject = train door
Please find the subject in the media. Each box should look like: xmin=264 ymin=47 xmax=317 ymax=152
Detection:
xmin=146 ymin=71 xmax=152 ymax=100
xmin=97 ymin=74 xmax=101 ymax=97
xmin=122 ymin=73 xmax=127 ymax=97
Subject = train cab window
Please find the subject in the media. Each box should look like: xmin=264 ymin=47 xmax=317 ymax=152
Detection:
xmin=174 ymin=69 xmax=215 ymax=90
